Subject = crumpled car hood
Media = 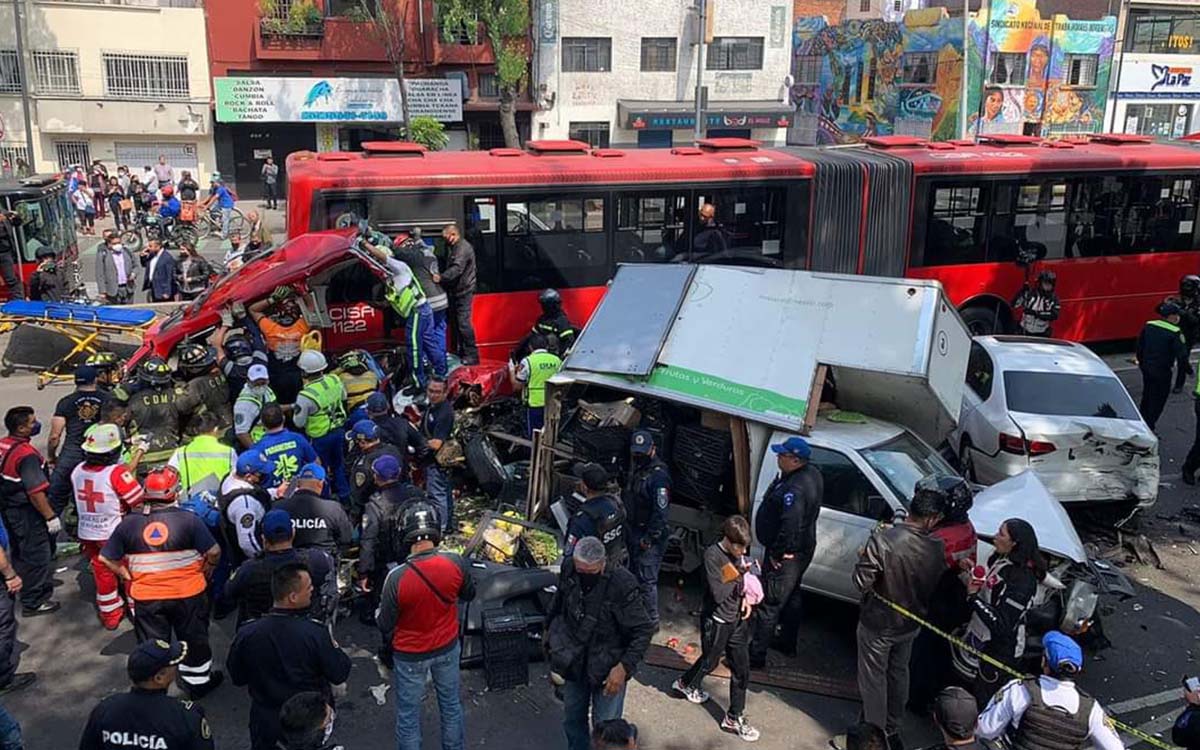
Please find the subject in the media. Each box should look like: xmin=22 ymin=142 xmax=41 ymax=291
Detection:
xmin=968 ymin=471 xmax=1087 ymax=563
xmin=1010 ymin=414 xmax=1159 ymax=503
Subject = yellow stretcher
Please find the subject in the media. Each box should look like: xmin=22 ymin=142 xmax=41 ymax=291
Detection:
xmin=0 ymin=301 xmax=157 ymax=389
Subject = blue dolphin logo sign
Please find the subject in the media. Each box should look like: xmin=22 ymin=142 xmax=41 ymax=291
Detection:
xmin=304 ymin=80 xmax=334 ymax=106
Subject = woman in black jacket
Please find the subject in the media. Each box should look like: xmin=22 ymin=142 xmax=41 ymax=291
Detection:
xmin=952 ymin=518 xmax=1046 ymax=706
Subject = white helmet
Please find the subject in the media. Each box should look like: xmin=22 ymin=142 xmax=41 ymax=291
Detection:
xmin=297 ymin=349 xmax=328 ymax=374
xmin=82 ymin=423 xmax=123 ymax=455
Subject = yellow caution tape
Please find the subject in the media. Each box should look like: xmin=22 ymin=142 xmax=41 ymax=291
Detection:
xmin=872 ymin=594 xmax=1181 ymax=750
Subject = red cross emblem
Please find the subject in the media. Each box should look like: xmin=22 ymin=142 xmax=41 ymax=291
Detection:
xmin=78 ymin=479 xmax=105 ymax=514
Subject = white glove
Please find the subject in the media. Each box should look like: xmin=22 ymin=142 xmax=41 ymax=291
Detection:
xmin=45 ymin=517 xmax=62 ymax=535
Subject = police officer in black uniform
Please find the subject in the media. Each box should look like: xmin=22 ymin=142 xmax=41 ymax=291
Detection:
xmin=364 ymin=393 xmax=427 ymax=460
xmin=512 ymin=288 xmax=578 ymax=361
xmin=1174 ymin=274 xmax=1200 ymax=393
xmin=346 ymin=419 xmax=407 ymax=520
xmin=749 ymin=436 xmax=824 ymax=668
xmin=46 ymin=364 xmax=110 ymax=518
xmin=1137 ymin=301 xmax=1188 ymax=430
xmin=356 ymin=454 xmax=421 ymax=623
xmin=174 ymin=344 xmax=233 ymax=436
xmin=127 ymin=356 xmax=184 ymax=476
xmin=273 ymin=464 xmax=354 ymax=557
xmin=565 ymin=462 xmax=627 ymax=568
xmin=78 ymin=638 xmax=214 ymax=750
xmin=624 ymin=430 xmax=671 ymax=627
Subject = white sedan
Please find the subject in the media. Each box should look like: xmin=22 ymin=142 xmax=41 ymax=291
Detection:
xmin=952 ymin=335 xmax=1158 ymax=511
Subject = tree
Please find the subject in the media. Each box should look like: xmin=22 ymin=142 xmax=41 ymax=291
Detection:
xmin=406 ymin=116 xmax=449 ymax=150
xmin=438 ymin=0 xmax=530 ymax=148
xmin=356 ymin=0 xmax=411 ymax=126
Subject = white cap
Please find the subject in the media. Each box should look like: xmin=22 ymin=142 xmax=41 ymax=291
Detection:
xmin=248 ymin=364 xmax=269 ymax=382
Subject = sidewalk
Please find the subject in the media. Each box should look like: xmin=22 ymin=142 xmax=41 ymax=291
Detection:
xmin=84 ymin=199 xmax=289 ymax=239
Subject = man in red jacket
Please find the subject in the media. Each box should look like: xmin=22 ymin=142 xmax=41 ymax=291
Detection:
xmin=377 ymin=501 xmax=475 ymax=750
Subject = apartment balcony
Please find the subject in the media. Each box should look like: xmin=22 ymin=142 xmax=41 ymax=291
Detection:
xmin=255 ymin=7 xmax=326 ymax=60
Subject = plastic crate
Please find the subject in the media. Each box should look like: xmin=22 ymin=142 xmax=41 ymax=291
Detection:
xmin=673 ymin=464 xmax=728 ymax=507
xmin=572 ymin=425 xmax=630 ymax=475
xmin=483 ymin=609 xmax=530 ymax=690
xmin=672 ymin=424 xmax=732 ymax=475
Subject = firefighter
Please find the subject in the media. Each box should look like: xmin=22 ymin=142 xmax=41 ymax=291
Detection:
xmin=233 ymin=364 xmax=276 ymax=450
xmin=71 ymin=423 xmax=144 ymax=630
xmin=127 ymin=356 xmax=184 ymax=476
xmin=565 ymin=462 xmax=627 ymax=568
xmin=46 ymin=365 xmax=110 ymax=521
xmin=512 ymin=288 xmax=578 ymax=361
xmin=1174 ymin=274 xmax=1200 ymax=393
xmin=293 ymin=350 xmax=350 ymax=504
xmin=174 ymin=343 xmax=233 ymax=435
xmin=99 ymin=467 xmax=224 ymax=698
xmin=1011 ymin=270 xmax=1061 ymax=337
xmin=624 ymin=430 xmax=671 ymax=628
xmin=347 ymin=419 xmax=407 ymax=518
xmin=357 ymin=454 xmax=420 ymax=623
xmin=334 ymin=350 xmax=379 ymax=413
xmin=86 ymin=351 xmax=125 ymax=393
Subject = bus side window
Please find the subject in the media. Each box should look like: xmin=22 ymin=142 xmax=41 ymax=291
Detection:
xmin=695 ymin=187 xmax=787 ymax=263
xmin=614 ymin=193 xmax=689 ymax=264
xmin=501 ymin=195 xmax=609 ymax=291
xmin=1068 ymin=174 xmax=1200 ymax=256
xmin=923 ymin=185 xmax=987 ymax=266
xmin=463 ymin=196 xmax=499 ymax=293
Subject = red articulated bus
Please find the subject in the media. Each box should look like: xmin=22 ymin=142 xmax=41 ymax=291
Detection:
xmin=137 ymin=135 xmax=1200 ymax=369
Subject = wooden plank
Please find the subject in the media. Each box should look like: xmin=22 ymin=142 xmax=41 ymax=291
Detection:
xmin=730 ymin=416 xmax=751 ymax=516
xmin=644 ymin=644 xmax=860 ymax=702
xmin=802 ymin=364 xmax=828 ymax=436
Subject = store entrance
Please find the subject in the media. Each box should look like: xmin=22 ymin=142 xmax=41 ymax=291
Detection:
xmin=229 ymin=124 xmax=317 ymax=200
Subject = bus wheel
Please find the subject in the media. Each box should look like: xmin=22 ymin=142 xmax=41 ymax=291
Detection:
xmin=960 ymin=305 xmax=1006 ymax=336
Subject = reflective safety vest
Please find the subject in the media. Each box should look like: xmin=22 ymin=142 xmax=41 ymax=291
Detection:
xmin=173 ymin=434 xmax=233 ymax=498
xmin=118 ymin=507 xmax=209 ymax=601
xmin=235 ymin=385 xmax=277 ymax=443
xmin=338 ymin=369 xmax=379 ymax=411
xmin=383 ymin=267 xmax=427 ymax=319
xmin=299 ymin=374 xmax=347 ymax=439
xmin=522 ymin=350 xmax=563 ymax=408
xmin=1147 ymin=318 xmax=1183 ymax=335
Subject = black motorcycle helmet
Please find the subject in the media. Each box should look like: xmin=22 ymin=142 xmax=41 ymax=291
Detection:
xmin=912 ymin=474 xmax=972 ymax=519
xmin=1181 ymin=274 xmax=1200 ymax=298
xmin=400 ymin=501 xmax=442 ymax=549
xmin=223 ymin=334 xmax=254 ymax=364
xmin=139 ymin=356 xmax=173 ymax=387
xmin=538 ymin=288 xmax=562 ymax=313
xmin=1037 ymin=270 xmax=1056 ymax=288
xmin=177 ymin=342 xmax=217 ymax=374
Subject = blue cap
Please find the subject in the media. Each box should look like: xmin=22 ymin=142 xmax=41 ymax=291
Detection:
xmin=74 ymin=364 xmax=98 ymax=385
xmin=630 ymin=430 xmax=655 ymax=455
xmin=1042 ymin=631 xmax=1083 ymax=672
xmin=261 ymin=509 xmax=293 ymax=541
xmin=372 ymin=454 xmax=401 ymax=481
xmin=771 ymin=436 xmax=812 ymax=460
xmin=236 ymin=451 xmax=272 ymax=477
xmin=127 ymin=639 xmax=186 ymax=682
xmin=366 ymin=392 xmax=390 ymax=415
xmin=351 ymin=419 xmax=379 ymax=441
xmin=297 ymin=463 xmax=326 ymax=482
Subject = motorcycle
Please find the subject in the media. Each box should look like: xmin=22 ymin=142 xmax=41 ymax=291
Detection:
xmin=120 ymin=212 xmax=198 ymax=254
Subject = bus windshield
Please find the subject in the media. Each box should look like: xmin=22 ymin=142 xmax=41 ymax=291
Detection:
xmin=14 ymin=191 xmax=76 ymax=262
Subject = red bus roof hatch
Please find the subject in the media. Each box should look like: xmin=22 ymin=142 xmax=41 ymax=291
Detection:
xmin=591 ymin=149 xmax=626 ymax=158
xmin=697 ymin=137 xmax=760 ymax=151
xmin=488 ymin=148 xmax=524 ymax=157
xmin=361 ymin=141 xmax=427 ymax=157
xmin=865 ymin=135 xmax=927 ymax=148
xmin=978 ymin=134 xmax=1042 ymax=146
xmin=1090 ymin=133 xmax=1154 ymax=145
xmin=526 ymin=140 xmax=592 ymax=154
xmin=315 ymin=153 xmax=353 ymax=161
xmin=670 ymin=147 xmax=703 ymax=156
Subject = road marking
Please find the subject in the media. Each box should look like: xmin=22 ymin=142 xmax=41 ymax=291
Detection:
xmin=1109 ymin=688 xmax=1184 ymax=715
xmin=1123 ymin=706 xmax=1183 ymax=748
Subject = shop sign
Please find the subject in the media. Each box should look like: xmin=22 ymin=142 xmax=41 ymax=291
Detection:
xmin=539 ymin=0 xmax=557 ymax=44
xmin=626 ymin=111 xmax=793 ymax=130
xmin=1117 ymin=61 xmax=1200 ymax=99
xmin=215 ymin=77 xmax=463 ymax=123
xmin=405 ymin=78 xmax=463 ymax=122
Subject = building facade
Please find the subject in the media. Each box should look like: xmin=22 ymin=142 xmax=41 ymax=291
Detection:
xmin=204 ymin=0 xmax=527 ymax=197
xmin=0 ymin=0 xmax=215 ymax=177
xmin=1110 ymin=1 xmax=1200 ymax=137
xmin=532 ymin=0 xmax=795 ymax=148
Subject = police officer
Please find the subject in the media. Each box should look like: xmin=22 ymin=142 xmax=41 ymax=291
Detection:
xmin=357 ymin=454 xmax=420 ymax=619
xmin=127 ymin=356 xmax=184 ymax=476
xmin=749 ymin=436 xmax=823 ymax=669
xmin=234 ymin=364 xmax=276 ymax=450
xmin=365 ymin=392 xmax=427 ymax=461
xmin=100 ymin=467 xmax=223 ymax=698
xmin=46 ymin=364 xmax=110 ymax=518
xmin=565 ymin=462 xmax=627 ymax=568
xmin=78 ymin=639 xmax=214 ymax=750
xmin=1175 ymin=274 xmax=1200 ymax=393
xmin=334 ymin=350 xmax=379 ymax=413
xmin=0 ymin=406 xmax=60 ymax=616
xmin=624 ymin=430 xmax=671 ymax=628
xmin=273 ymin=464 xmax=354 ymax=557
xmin=511 ymin=333 xmax=563 ymax=437
xmin=977 ymin=631 xmax=1122 ymax=750
xmin=346 ymin=420 xmax=406 ymax=519
xmin=512 ymin=288 xmax=578 ymax=360
xmin=174 ymin=343 xmax=233 ymax=435
xmin=218 ymin=451 xmax=274 ymax=565
xmin=293 ymin=350 xmax=350 ymax=504
xmin=1137 ymin=301 xmax=1187 ymax=430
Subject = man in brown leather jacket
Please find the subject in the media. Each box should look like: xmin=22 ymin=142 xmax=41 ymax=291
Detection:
xmin=850 ymin=486 xmax=946 ymax=750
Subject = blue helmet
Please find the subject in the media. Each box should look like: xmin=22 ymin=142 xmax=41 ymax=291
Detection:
xmin=236 ymin=451 xmax=272 ymax=478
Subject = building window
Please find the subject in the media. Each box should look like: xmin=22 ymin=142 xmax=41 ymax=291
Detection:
xmin=327 ymin=0 xmax=376 ymax=16
xmin=901 ymin=51 xmax=937 ymax=85
xmin=1126 ymin=9 xmax=1199 ymax=55
xmin=0 ymin=145 xmax=30 ymax=175
xmin=867 ymin=54 xmax=878 ymax=100
xmin=478 ymin=72 xmax=499 ymax=98
xmin=55 ymin=141 xmax=91 ymax=171
xmin=562 ymin=37 xmax=612 ymax=72
xmin=707 ymin=37 xmax=764 ymax=71
xmin=795 ymin=55 xmax=822 ymax=85
xmin=32 ymin=51 xmax=80 ymax=96
xmin=988 ymin=52 xmax=1026 ymax=86
xmin=102 ymin=53 xmax=190 ymax=100
xmin=440 ymin=18 xmax=477 ymax=45
xmin=1124 ymin=103 xmax=1193 ymax=138
xmin=0 ymin=51 xmax=22 ymax=94
xmin=640 ymin=38 xmax=677 ymax=72
xmin=859 ymin=0 xmax=871 ymax=12
xmin=568 ymin=122 xmax=610 ymax=148
xmin=893 ymin=0 xmax=902 ymax=10
xmin=1064 ymin=54 xmax=1098 ymax=88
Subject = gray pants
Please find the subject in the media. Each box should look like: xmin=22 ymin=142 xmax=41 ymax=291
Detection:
xmin=856 ymin=623 xmax=918 ymax=736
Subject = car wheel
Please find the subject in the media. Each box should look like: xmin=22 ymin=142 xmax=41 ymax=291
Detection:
xmin=959 ymin=437 xmax=978 ymax=482
xmin=960 ymin=305 xmax=1004 ymax=336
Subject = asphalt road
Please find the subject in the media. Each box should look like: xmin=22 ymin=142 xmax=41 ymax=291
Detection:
xmin=1 ymin=264 xmax=1198 ymax=747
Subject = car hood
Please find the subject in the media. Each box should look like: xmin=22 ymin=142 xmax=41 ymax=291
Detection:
xmin=967 ymin=471 xmax=1086 ymax=563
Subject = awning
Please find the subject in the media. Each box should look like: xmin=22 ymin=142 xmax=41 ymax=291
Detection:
xmin=617 ymin=99 xmax=793 ymax=131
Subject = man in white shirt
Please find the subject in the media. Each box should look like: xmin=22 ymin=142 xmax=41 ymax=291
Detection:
xmin=141 ymin=165 xmax=158 ymax=195
xmin=219 ymin=450 xmax=273 ymax=561
xmin=977 ymin=630 xmax=1123 ymax=750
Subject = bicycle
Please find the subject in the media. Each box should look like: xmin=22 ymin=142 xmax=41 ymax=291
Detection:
xmin=190 ymin=204 xmax=246 ymax=238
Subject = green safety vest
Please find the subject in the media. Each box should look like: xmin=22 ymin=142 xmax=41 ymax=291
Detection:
xmin=236 ymin=385 xmax=277 ymax=443
xmin=299 ymin=373 xmax=346 ymax=439
xmin=175 ymin=434 xmax=233 ymax=496
xmin=383 ymin=272 xmax=427 ymax=319
xmin=523 ymin=350 xmax=563 ymax=408
xmin=1147 ymin=319 xmax=1182 ymax=335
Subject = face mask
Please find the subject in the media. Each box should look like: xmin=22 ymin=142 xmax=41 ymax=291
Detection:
xmin=577 ymin=571 xmax=602 ymax=592
xmin=276 ymin=314 xmax=297 ymax=326
xmin=28 ymin=420 xmax=41 ymax=437
xmin=631 ymin=454 xmax=650 ymax=466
